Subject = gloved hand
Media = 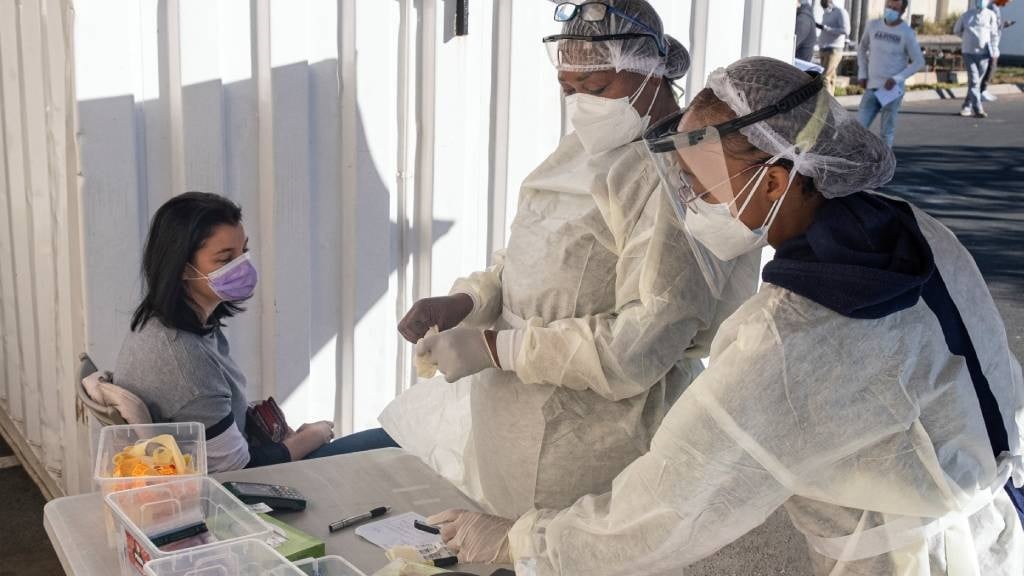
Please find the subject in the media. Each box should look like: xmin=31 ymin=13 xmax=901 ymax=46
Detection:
xmin=398 ymin=294 xmax=474 ymax=343
xmin=427 ymin=509 xmax=515 ymax=564
xmin=416 ymin=328 xmax=496 ymax=383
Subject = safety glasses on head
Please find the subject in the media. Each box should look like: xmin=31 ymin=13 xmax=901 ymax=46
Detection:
xmin=644 ymin=72 xmax=824 ymax=222
xmin=553 ymin=1 xmax=662 ymax=45
xmin=545 ymin=2 xmax=668 ymax=70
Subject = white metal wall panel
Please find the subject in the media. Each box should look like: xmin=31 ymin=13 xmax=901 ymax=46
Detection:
xmin=0 ymin=0 xmax=83 ymax=494
xmin=350 ymin=0 xmax=403 ymax=431
xmin=0 ymin=0 xmax=41 ymax=439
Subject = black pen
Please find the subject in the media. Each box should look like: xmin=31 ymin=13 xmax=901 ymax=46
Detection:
xmin=328 ymin=506 xmax=391 ymax=533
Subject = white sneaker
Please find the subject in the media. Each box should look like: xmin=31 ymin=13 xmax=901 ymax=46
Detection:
xmin=960 ymin=107 xmax=973 ymax=117
xmin=981 ymin=91 xmax=998 ymax=102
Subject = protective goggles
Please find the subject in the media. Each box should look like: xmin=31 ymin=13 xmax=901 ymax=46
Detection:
xmin=545 ymin=2 xmax=668 ymax=66
xmin=644 ymin=73 xmax=824 ymax=220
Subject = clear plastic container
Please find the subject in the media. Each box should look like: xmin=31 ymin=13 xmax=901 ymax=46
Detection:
xmin=94 ymin=422 xmax=208 ymax=545
xmin=106 ymin=477 xmax=271 ymax=576
xmin=143 ymin=539 xmax=304 ymax=576
xmin=94 ymin=422 xmax=208 ymax=494
xmin=293 ymin=556 xmax=366 ymax=576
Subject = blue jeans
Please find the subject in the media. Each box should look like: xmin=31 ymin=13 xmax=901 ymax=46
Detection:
xmin=303 ymin=427 xmax=399 ymax=460
xmin=963 ymin=53 xmax=990 ymax=113
xmin=858 ymin=88 xmax=904 ymax=148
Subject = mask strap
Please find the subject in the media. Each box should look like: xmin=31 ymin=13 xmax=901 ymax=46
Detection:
xmin=757 ymin=165 xmax=800 ymax=231
xmin=644 ymin=79 xmax=662 ymax=118
xmin=184 ymin=263 xmax=207 ymax=281
xmin=732 ymin=164 xmax=772 ymax=218
xmin=629 ymin=67 xmax=658 ymax=106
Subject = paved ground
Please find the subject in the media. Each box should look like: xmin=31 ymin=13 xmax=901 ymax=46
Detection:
xmin=689 ymin=93 xmax=1024 ymax=575
xmin=4 ymin=96 xmax=1022 ymax=576
xmin=0 ymin=436 xmax=63 ymax=575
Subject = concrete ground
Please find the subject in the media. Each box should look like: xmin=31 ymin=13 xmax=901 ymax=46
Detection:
xmin=0 ymin=435 xmax=64 ymax=575
xmin=688 ymin=93 xmax=1024 ymax=575
xmin=3 ymin=96 xmax=1022 ymax=576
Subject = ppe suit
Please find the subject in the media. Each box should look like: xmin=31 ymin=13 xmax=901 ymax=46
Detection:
xmin=506 ymin=193 xmax=1024 ymax=576
xmin=381 ymin=133 xmax=758 ymax=518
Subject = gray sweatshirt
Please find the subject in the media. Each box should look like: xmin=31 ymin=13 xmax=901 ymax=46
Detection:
xmin=857 ymin=19 xmax=926 ymax=90
xmin=795 ymin=3 xmax=818 ymax=61
xmin=819 ymin=5 xmax=851 ymax=50
xmin=115 ymin=318 xmax=290 ymax=471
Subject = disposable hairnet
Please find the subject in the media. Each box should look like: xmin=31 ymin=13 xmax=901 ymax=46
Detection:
xmin=547 ymin=0 xmax=690 ymax=79
xmin=707 ymin=56 xmax=895 ymax=197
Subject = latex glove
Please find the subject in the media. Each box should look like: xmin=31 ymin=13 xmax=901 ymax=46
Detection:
xmin=427 ymin=509 xmax=515 ymax=564
xmin=416 ymin=328 xmax=496 ymax=383
xmin=398 ymin=294 xmax=474 ymax=343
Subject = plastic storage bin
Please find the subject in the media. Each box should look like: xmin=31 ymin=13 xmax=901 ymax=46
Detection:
xmin=95 ymin=422 xmax=208 ymax=545
xmin=143 ymin=539 xmax=304 ymax=576
xmin=94 ymin=422 xmax=208 ymax=495
xmin=106 ymin=477 xmax=272 ymax=576
xmin=293 ymin=555 xmax=366 ymax=576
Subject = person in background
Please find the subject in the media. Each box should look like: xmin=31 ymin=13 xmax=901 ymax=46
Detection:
xmin=816 ymin=0 xmax=851 ymax=95
xmin=980 ymin=0 xmax=1016 ymax=103
xmin=795 ymin=0 xmax=818 ymax=62
xmin=115 ymin=192 xmax=399 ymax=473
xmin=856 ymin=0 xmax=925 ymax=147
xmin=955 ymin=0 xmax=1000 ymax=118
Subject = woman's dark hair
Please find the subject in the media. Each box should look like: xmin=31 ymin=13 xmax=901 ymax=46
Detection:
xmin=131 ymin=192 xmax=245 ymax=334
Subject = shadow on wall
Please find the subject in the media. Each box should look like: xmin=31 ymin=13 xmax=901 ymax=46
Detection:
xmin=880 ymin=145 xmax=1024 ymax=288
xmin=77 ymin=59 xmax=455 ymax=413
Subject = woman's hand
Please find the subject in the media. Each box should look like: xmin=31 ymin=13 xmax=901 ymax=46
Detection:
xmin=283 ymin=420 xmax=334 ymax=460
xmin=398 ymin=294 xmax=474 ymax=343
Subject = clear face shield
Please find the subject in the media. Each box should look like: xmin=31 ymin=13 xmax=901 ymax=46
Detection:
xmin=643 ymin=73 xmax=825 ymax=295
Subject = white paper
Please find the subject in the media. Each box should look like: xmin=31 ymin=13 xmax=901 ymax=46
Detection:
xmin=874 ymin=84 xmax=904 ymax=107
xmin=355 ymin=512 xmax=443 ymax=549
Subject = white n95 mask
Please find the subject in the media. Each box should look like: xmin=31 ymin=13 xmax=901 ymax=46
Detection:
xmin=566 ymin=71 xmax=661 ymax=155
xmin=684 ymin=162 xmax=795 ymax=261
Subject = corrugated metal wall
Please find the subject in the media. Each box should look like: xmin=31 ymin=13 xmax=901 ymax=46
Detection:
xmin=0 ymin=0 xmax=795 ymax=496
xmin=0 ymin=0 xmax=83 ymax=497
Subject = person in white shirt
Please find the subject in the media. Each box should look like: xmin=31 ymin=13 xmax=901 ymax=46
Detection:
xmin=955 ymin=0 xmax=1000 ymax=117
xmin=980 ymin=0 xmax=1015 ymax=103
xmin=856 ymin=0 xmax=925 ymax=147
xmin=816 ymin=0 xmax=851 ymax=94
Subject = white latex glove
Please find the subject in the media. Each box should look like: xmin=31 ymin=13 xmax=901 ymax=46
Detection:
xmin=426 ymin=509 xmax=515 ymax=564
xmin=415 ymin=328 xmax=496 ymax=383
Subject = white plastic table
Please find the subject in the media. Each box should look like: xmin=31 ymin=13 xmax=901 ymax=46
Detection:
xmin=44 ymin=448 xmax=505 ymax=575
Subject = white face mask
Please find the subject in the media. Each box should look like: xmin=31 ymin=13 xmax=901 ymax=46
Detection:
xmin=684 ymin=161 xmax=796 ymax=261
xmin=566 ymin=70 xmax=661 ymax=155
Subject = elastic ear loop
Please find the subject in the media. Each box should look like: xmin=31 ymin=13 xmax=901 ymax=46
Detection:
xmin=629 ymin=66 xmax=659 ymax=109
xmin=758 ymin=164 xmax=800 ymax=232
xmin=731 ymin=163 xmax=773 ymax=218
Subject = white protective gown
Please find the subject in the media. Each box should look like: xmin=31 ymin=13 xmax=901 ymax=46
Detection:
xmin=506 ymin=203 xmax=1024 ymax=575
xmin=381 ymin=133 xmax=759 ymax=518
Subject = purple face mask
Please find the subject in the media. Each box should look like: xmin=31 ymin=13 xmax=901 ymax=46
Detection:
xmin=191 ymin=252 xmax=258 ymax=302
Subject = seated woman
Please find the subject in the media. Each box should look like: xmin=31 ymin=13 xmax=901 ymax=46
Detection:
xmin=115 ymin=192 xmax=397 ymax=472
